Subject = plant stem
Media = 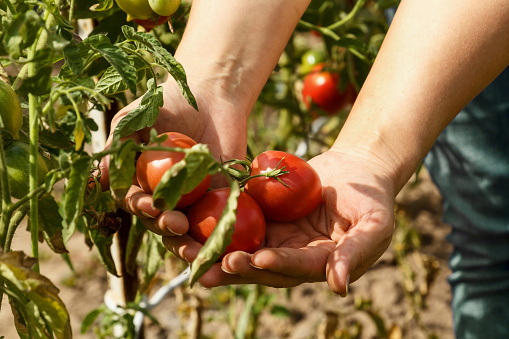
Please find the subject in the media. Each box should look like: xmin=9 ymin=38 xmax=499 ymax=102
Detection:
xmin=4 ymin=204 xmax=30 ymax=252
xmin=327 ymin=0 xmax=368 ymax=30
xmin=0 ymin=133 xmax=13 ymax=251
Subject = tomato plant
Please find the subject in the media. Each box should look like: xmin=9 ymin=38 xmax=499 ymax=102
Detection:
xmin=244 ymin=151 xmax=322 ymax=222
xmin=0 ymin=79 xmax=23 ymax=140
xmin=136 ymin=132 xmax=211 ymax=209
xmin=187 ymin=188 xmax=266 ymax=257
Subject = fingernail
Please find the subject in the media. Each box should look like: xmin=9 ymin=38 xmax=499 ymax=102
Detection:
xmin=221 ymin=266 xmax=235 ymax=274
xmin=166 ymin=226 xmax=182 ymax=236
xmin=340 ymin=273 xmax=350 ymax=298
xmin=249 ymin=262 xmax=264 ymax=270
xmin=141 ymin=211 xmax=156 ymax=219
xmin=198 ymin=283 xmax=212 ymax=290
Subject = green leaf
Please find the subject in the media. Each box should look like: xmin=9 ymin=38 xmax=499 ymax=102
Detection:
xmin=140 ymin=232 xmax=166 ymax=291
xmin=3 ymin=10 xmax=44 ymax=59
xmin=62 ymin=44 xmax=84 ymax=75
xmin=121 ymin=26 xmax=197 ymax=110
xmin=38 ymin=194 xmax=68 ymax=254
xmin=85 ymin=40 xmax=137 ymax=95
xmin=189 ymin=181 xmax=240 ymax=286
xmin=126 ymin=216 xmax=147 ymax=276
xmin=64 ymin=155 xmax=93 ymax=229
xmin=80 ymin=308 xmax=101 ymax=334
xmin=108 ymin=139 xmax=137 ymax=201
xmin=112 ymin=78 xmax=163 ymax=141
xmin=88 ymin=227 xmax=118 ymax=276
xmin=18 ymin=66 xmax=52 ymax=96
xmin=95 ymin=56 xmax=147 ymax=95
xmin=152 ymin=144 xmax=219 ymax=211
xmin=0 ymin=251 xmax=72 ymax=339
xmin=39 ymin=127 xmax=74 ymax=150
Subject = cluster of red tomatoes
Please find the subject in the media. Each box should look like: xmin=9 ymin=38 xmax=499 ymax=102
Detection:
xmin=136 ymin=132 xmax=323 ymax=256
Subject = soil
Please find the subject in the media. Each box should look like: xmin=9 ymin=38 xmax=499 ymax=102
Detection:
xmin=0 ymin=169 xmax=454 ymax=339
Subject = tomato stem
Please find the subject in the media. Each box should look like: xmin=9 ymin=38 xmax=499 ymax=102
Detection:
xmin=238 ymin=157 xmax=290 ymax=188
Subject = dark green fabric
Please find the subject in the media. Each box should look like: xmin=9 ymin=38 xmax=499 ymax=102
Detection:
xmin=425 ymin=67 xmax=509 ymax=338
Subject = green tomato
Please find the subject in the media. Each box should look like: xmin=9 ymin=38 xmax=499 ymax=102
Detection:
xmin=300 ymin=50 xmax=326 ymax=73
xmin=148 ymin=0 xmax=180 ymax=17
xmin=0 ymin=80 xmax=23 ymax=140
xmin=115 ymin=0 xmax=156 ymax=20
xmin=3 ymin=141 xmax=48 ymax=199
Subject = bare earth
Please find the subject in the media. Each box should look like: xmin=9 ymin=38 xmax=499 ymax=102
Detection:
xmin=0 ymin=169 xmax=454 ymax=339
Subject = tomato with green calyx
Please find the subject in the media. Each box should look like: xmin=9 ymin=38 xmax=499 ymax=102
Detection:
xmin=132 ymin=15 xmax=169 ymax=32
xmin=187 ymin=188 xmax=266 ymax=257
xmin=115 ymin=0 xmax=156 ymax=20
xmin=4 ymin=141 xmax=49 ymax=199
xmin=244 ymin=151 xmax=322 ymax=222
xmin=136 ymin=132 xmax=211 ymax=209
xmin=300 ymin=50 xmax=326 ymax=74
xmin=148 ymin=0 xmax=180 ymax=17
xmin=0 ymin=79 xmax=23 ymax=140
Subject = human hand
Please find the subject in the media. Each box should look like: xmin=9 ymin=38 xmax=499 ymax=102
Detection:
xmin=98 ymin=77 xmax=250 ymax=237
xmin=162 ymin=148 xmax=396 ymax=295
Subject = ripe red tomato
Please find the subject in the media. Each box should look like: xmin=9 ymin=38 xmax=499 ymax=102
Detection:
xmin=302 ymin=64 xmax=355 ymax=115
xmin=136 ymin=132 xmax=211 ymax=209
xmin=187 ymin=188 xmax=266 ymax=257
xmin=244 ymin=151 xmax=322 ymax=222
xmin=132 ymin=15 xmax=169 ymax=32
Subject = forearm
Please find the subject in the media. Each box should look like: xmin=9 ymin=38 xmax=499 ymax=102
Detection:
xmin=172 ymin=0 xmax=311 ymax=116
xmin=333 ymin=0 xmax=509 ymax=194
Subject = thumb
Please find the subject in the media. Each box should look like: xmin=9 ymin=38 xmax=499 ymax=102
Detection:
xmin=325 ymin=219 xmax=394 ymax=296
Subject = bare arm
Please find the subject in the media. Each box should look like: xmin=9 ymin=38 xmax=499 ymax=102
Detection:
xmin=334 ymin=0 xmax=509 ymax=194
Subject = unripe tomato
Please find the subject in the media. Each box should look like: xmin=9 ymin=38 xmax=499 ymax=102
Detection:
xmin=148 ymin=0 xmax=180 ymax=17
xmin=300 ymin=50 xmax=326 ymax=74
xmin=136 ymin=132 xmax=211 ymax=209
xmin=132 ymin=15 xmax=169 ymax=32
xmin=187 ymin=188 xmax=266 ymax=257
xmin=4 ymin=141 xmax=48 ymax=199
xmin=302 ymin=64 xmax=346 ymax=115
xmin=0 ymin=80 xmax=23 ymax=140
xmin=115 ymin=0 xmax=156 ymax=20
xmin=244 ymin=151 xmax=322 ymax=222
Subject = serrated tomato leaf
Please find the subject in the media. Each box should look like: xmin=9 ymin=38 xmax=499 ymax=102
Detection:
xmin=108 ymin=139 xmax=137 ymax=201
xmin=112 ymin=78 xmax=163 ymax=141
xmin=64 ymin=155 xmax=93 ymax=230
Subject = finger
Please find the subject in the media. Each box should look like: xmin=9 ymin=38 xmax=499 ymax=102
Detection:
xmin=141 ymin=210 xmax=189 ymax=237
xmin=245 ymin=246 xmax=330 ymax=282
xmin=218 ymin=251 xmax=309 ymax=288
xmin=326 ymin=218 xmax=394 ymax=296
xmin=122 ymin=185 xmax=160 ymax=218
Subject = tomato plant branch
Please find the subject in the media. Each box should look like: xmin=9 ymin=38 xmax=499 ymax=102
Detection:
xmin=327 ymin=0 xmax=368 ymax=30
xmin=4 ymin=204 xmax=30 ymax=252
xmin=119 ymin=44 xmax=157 ymax=80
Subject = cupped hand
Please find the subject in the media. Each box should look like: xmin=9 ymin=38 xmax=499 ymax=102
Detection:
xmin=99 ymin=77 xmax=249 ymax=237
xmin=162 ymin=148 xmax=396 ymax=296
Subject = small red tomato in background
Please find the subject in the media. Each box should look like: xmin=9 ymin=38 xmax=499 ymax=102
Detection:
xmin=136 ymin=132 xmax=211 ymax=209
xmin=244 ymin=151 xmax=322 ymax=222
xmin=187 ymin=188 xmax=266 ymax=257
xmin=132 ymin=15 xmax=169 ymax=32
xmin=302 ymin=64 xmax=356 ymax=115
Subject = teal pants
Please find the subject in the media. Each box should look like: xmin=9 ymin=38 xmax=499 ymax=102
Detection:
xmin=424 ymin=68 xmax=509 ymax=338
